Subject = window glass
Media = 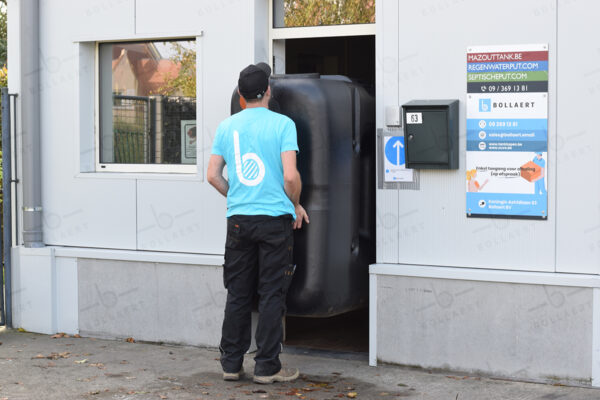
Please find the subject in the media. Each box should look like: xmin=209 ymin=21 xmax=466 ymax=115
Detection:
xmin=99 ymin=39 xmax=196 ymax=165
xmin=273 ymin=0 xmax=375 ymax=28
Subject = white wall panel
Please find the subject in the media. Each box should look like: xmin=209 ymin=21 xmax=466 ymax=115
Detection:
xmin=56 ymin=257 xmax=79 ymax=334
xmin=11 ymin=248 xmax=55 ymax=334
xmin=382 ymin=0 xmax=557 ymax=271
xmin=556 ymin=0 xmax=600 ymax=274
xmin=375 ymin=0 xmax=399 ymax=263
xmin=44 ymin=178 xmax=137 ymax=249
xmin=137 ymin=180 xmax=226 ymax=253
xmin=39 ymin=1 xmax=138 ymax=249
xmin=65 ymin=0 xmax=134 ymax=39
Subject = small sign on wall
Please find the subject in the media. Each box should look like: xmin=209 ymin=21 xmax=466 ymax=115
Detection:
xmin=181 ymin=120 xmax=197 ymax=164
xmin=383 ymin=135 xmax=413 ymax=182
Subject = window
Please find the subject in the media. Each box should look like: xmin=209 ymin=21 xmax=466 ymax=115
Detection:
xmin=273 ymin=0 xmax=375 ymax=28
xmin=98 ymin=39 xmax=197 ymax=172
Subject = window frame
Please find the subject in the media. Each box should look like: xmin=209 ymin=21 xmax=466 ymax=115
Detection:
xmin=94 ymin=36 xmax=201 ymax=174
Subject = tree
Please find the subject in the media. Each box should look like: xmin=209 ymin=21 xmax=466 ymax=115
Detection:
xmin=0 ymin=0 xmax=6 ymax=67
xmin=283 ymin=0 xmax=375 ymax=27
xmin=155 ymin=43 xmax=196 ymax=97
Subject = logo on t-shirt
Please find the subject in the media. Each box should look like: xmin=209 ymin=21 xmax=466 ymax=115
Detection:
xmin=233 ymin=130 xmax=265 ymax=186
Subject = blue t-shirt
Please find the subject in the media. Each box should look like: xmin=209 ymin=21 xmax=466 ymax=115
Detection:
xmin=211 ymin=107 xmax=299 ymax=219
xmin=532 ymin=156 xmax=546 ymax=169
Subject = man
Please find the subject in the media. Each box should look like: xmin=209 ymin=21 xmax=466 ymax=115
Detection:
xmin=531 ymin=152 xmax=546 ymax=195
xmin=207 ymin=62 xmax=309 ymax=384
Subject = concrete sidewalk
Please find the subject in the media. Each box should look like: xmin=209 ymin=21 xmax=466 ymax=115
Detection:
xmin=0 ymin=328 xmax=599 ymax=400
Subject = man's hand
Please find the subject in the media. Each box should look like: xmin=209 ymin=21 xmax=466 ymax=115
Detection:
xmin=293 ymin=204 xmax=309 ymax=229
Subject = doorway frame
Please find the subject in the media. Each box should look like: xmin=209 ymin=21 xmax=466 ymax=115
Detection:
xmin=267 ymin=1 xmax=376 ymax=73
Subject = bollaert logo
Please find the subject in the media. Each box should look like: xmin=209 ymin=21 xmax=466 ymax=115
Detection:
xmin=479 ymin=98 xmax=491 ymax=112
xmin=233 ymin=130 xmax=265 ymax=186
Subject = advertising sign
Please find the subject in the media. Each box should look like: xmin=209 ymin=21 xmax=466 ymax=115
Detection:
xmin=466 ymin=44 xmax=548 ymax=219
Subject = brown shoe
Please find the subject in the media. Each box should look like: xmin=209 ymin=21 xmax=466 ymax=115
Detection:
xmin=223 ymin=367 xmax=244 ymax=381
xmin=253 ymin=368 xmax=299 ymax=384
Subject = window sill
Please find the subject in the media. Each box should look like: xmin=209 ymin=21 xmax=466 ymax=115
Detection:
xmin=75 ymin=171 xmax=204 ymax=182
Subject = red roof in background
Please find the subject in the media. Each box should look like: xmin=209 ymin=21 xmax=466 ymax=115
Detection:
xmin=135 ymin=58 xmax=181 ymax=96
xmin=111 ymin=43 xmax=182 ymax=96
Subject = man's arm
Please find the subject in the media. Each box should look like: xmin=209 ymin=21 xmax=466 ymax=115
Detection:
xmin=207 ymin=154 xmax=229 ymax=197
xmin=282 ymin=150 xmax=301 ymax=205
xmin=281 ymin=150 xmax=309 ymax=229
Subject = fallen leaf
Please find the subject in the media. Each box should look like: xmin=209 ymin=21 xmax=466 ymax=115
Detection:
xmin=159 ymin=396 xmax=168 ymax=399
xmin=120 ymin=360 xmax=129 ymax=364
xmin=125 ymin=337 xmax=135 ymax=343
xmin=347 ymin=393 xmax=358 ymax=398
xmin=75 ymin=359 xmax=88 ymax=364
xmin=51 ymin=332 xmax=65 ymax=339
xmin=73 ymin=334 xmax=82 ymax=338
xmin=309 ymin=382 xmax=334 ymax=389
xmin=17 ymin=328 xmax=27 ymax=332
xmin=35 ymin=352 xmax=71 ymax=360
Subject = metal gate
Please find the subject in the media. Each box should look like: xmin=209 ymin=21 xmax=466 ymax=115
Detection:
xmin=112 ymin=95 xmax=155 ymax=164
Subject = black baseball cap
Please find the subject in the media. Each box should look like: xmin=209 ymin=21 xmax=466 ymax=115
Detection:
xmin=238 ymin=62 xmax=272 ymax=100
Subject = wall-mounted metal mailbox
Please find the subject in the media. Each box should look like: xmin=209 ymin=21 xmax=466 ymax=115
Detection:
xmin=402 ymin=100 xmax=459 ymax=169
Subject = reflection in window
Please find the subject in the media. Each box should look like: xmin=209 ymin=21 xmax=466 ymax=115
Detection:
xmin=99 ymin=39 xmax=197 ymax=165
xmin=273 ymin=0 xmax=375 ymax=28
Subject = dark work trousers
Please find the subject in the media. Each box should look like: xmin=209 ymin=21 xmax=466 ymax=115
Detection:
xmin=219 ymin=214 xmax=294 ymax=376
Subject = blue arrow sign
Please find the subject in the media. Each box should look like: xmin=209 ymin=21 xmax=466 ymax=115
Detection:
xmin=385 ymin=136 xmax=405 ymax=166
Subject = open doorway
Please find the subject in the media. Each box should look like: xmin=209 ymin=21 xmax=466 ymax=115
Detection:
xmin=283 ymin=35 xmax=375 ymax=94
xmin=279 ymin=35 xmax=375 ymax=354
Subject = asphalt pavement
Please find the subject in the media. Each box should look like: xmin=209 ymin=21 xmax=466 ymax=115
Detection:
xmin=1 ymin=328 xmax=599 ymax=400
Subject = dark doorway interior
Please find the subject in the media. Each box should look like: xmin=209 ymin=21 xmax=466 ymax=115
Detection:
xmin=284 ymin=35 xmax=375 ymax=95
xmin=283 ymin=35 xmax=375 ymax=354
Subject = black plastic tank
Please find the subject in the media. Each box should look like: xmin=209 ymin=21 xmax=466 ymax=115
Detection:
xmin=231 ymin=74 xmax=375 ymax=317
